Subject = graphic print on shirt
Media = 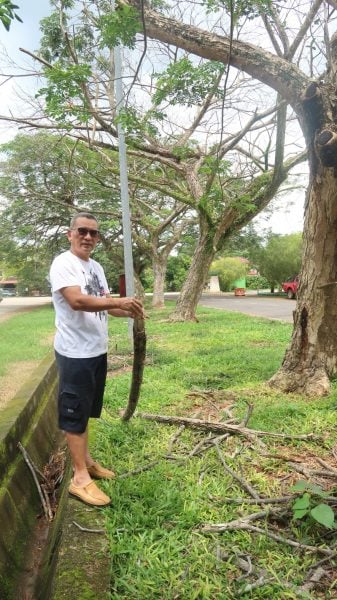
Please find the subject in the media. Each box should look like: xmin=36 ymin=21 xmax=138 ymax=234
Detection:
xmin=83 ymin=268 xmax=107 ymax=321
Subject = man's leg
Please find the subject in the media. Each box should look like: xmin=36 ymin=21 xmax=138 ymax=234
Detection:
xmin=83 ymin=426 xmax=96 ymax=468
xmin=66 ymin=429 xmax=92 ymax=487
xmin=83 ymin=425 xmax=116 ymax=479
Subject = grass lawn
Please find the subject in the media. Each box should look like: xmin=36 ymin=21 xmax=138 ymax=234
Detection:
xmin=89 ymin=303 xmax=337 ymax=599
xmin=2 ymin=302 xmax=337 ymax=598
xmin=0 ymin=306 xmax=55 ymax=377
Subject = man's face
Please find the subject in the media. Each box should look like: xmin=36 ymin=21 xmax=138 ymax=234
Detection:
xmin=67 ymin=217 xmax=100 ymax=260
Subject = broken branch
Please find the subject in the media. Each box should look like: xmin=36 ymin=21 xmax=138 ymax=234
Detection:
xmin=137 ymin=412 xmax=320 ymax=441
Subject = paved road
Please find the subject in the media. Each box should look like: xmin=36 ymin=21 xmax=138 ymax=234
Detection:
xmin=0 ymin=293 xmax=295 ymax=323
xmin=199 ymin=293 xmax=295 ymax=322
xmin=0 ymin=296 xmax=52 ymax=321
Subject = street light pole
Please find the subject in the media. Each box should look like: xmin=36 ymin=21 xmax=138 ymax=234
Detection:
xmin=110 ymin=10 xmax=135 ymax=341
xmin=114 ymin=46 xmax=135 ymax=300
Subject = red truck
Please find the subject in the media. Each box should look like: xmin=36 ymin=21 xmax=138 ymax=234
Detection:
xmin=282 ymin=275 xmax=299 ymax=299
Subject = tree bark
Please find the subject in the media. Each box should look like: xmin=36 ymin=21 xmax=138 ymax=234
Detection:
xmin=269 ymin=42 xmax=337 ymax=395
xmin=152 ymin=254 xmax=167 ymax=308
xmin=170 ymin=220 xmax=215 ymax=321
xmin=269 ymin=168 xmax=337 ymax=395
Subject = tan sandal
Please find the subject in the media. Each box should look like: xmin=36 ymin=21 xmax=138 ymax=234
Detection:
xmin=69 ymin=479 xmax=111 ymax=506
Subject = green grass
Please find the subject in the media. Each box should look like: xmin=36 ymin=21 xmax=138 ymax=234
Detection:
xmin=3 ymin=302 xmax=337 ymax=598
xmin=90 ymin=303 xmax=337 ymax=599
xmin=0 ymin=305 xmax=55 ymax=376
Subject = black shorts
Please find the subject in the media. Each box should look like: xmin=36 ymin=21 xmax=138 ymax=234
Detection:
xmin=55 ymin=351 xmax=107 ymax=434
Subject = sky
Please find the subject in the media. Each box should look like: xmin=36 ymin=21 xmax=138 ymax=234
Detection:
xmin=0 ymin=0 xmax=306 ymax=235
xmin=0 ymin=0 xmax=51 ymax=134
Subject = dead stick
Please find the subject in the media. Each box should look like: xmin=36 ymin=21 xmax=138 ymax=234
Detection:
xmin=167 ymin=425 xmax=185 ymax=454
xmin=299 ymin=566 xmax=326 ymax=593
xmin=18 ymin=442 xmax=53 ymax=521
xmin=189 ymin=433 xmax=214 ymax=458
xmin=210 ymin=495 xmax=295 ymax=505
xmin=118 ymin=460 xmax=160 ymax=478
xmin=239 ymin=402 xmax=254 ymax=428
xmin=41 ymin=483 xmax=54 ymax=522
xmin=137 ymin=412 xmax=319 ymax=441
xmin=308 ymin=550 xmax=337 ymax=570
xmin=315 ymin=457 xmax=337 ymax=473
xmin=213 ymin=442 xmax=261 ymax=500
xmin=202 ymin=522 xmax=333 ymax=556
xmin=17 ymin=442 xmax=48 ymax=483
xmin=167 ymin=410 xmax=201 ymax=454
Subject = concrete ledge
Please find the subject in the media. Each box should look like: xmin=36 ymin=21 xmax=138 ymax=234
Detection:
xmin=0 ymin=353 xmax=65 ymax=599
xmin=51 ymin=498 xmax=110 ymax=600
xmin=0 ymin=352 xmax=111 ymax=600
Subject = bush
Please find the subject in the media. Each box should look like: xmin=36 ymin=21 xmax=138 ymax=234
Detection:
xmin=166 ymin=255 xmax=191 ymax=291
xmin=246 ymin=274 xmax=270 ymax=290
xmin=210 ymin=256 xmax=248 ymax=291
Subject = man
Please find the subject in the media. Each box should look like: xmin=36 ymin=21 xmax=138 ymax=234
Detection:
xmin=49 ymin=212 xmax=145 ymax=506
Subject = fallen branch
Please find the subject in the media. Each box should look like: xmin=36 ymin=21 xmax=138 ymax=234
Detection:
xmin=298 ymin=566 xmax=327 ymax=594
xmin=213 ymin=442 xmax=261 ymax=500
xmin=167 ymin=410 xmax=202 ymax=455
xmin=167 ymin=425 xmax=186 ymax=454
xmin=202 ymin=519 xmax=333 ymax=556
xmin=136 ymin=412 xmax=320 ymax=441
xmin=118 ymin=460 xmax=160 ymax=478
xmin=18 ymin=442 xmax=53 ymax=522
xmin=315 ymin=457 xmax=337 ymax=473
xmin=209 ymin=495 xmax=295 ymax=505
xmin=239 ymin=402 xmax=254 ymax=428
xmin=289 ymin=462 xmax=337 ymax=479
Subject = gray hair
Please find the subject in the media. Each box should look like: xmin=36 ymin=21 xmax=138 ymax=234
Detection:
xmin=70 ymin=212 xmax=98 ymax=229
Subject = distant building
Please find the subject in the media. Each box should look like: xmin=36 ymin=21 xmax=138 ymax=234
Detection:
xmin=0 ymin=277 xmax=18 ymax=294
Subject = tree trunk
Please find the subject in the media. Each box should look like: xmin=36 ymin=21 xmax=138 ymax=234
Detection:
xmin=270 ymin=167 xmax=337 ymax=396
xmin=170 ymin=225 xmax=215 ymax=321
xmin=152 ymin=255 xmax=167 ymax=308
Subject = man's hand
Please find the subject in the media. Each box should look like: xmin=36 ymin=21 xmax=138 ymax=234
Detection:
xmin=60 ymin=286 xmax=146 ymax=317
xmin=116 ymin=297 xmax=146 ymax=319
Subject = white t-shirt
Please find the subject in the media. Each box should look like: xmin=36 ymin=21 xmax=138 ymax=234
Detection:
xmin=49 ymin=250 xmax=109 ymax=358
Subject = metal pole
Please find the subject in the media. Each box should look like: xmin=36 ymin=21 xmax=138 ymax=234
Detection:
xmin=114 ymin=47 xmax=135 ymax=299
xmin=111 ymin=13 xmax=135 ymax=340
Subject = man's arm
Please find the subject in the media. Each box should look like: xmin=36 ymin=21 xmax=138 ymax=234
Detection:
xmin=60 ymin=286 xmax=145 ymax=318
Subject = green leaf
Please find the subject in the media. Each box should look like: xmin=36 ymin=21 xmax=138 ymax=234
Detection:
xmin=310 ymin=504 xmax=335 ymax=529
xmin=291 ymin=480 xmax=327 ymax=497
xmin=304 ymin=483 xmax=327 ymax=497
xmin=153 ymin=58 xmax=224 ymax=107
xmin=98 ymin=6 xmax=140 ymax=49
xmin=293 ymin=508 xmax=309 ymax=520
xmin=0 ymin=0 xmax=22 ymax=30
xmin=290 ymin=480 xmax=310 ymax=492
xmin=293 ymin=493 xmax=310 ymax=511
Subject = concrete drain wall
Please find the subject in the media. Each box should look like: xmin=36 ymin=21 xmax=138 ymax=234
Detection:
xmin=0 ymin=353 xmax=111 ymax=600
xmin=0 ymin=353 xmax=68 ymax=600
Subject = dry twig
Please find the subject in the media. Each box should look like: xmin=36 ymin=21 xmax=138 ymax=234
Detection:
xmin=202 ymin=517 xmax=333 ymax=556
xmin=213 ymin=442 xmax=261 ymax=500
xmin=209 ymin=495 xmax=295 ymax=505
xmin=18 ymin=442 xmax=53 ymax=521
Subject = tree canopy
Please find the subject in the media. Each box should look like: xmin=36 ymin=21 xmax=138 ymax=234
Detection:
xmin=0 ymin=0 xmax=21 ymax=31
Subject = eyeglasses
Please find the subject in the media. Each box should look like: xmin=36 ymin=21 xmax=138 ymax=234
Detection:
xmin=72 ymin=227 xmax=100 ymax=238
